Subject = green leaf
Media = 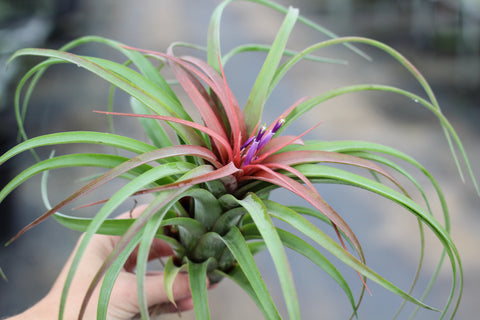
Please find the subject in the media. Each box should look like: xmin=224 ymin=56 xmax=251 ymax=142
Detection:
xmin=270 ymin=39 xmax=353 ymax=97
xmin=9 ymin=48 xmax=204 ymax=146
xmin=136 ymin=203 xmax=174 ymax=319
xmin=52 ymin=213 xmax=187 ymax=256
xmin=7 ymin=158 xmax=199 ymax=245
xmin=210 ymin=0 xmax=369 ymax=66
xmin=287 ymin=139 xmax=450 ymax=228
xmin=130 ymin=97 xmax=175 ymax=150
xmin=287 ymin=164 xmax=462 ymax=316
xmin=96 ymin=190 xmax=188 ymax=320
xmin=62 ymin=36 xmax=182 ymax=115
xmin=162 ymin=217 xmax=206 ymax=253
xmin=163 ymin=257 xmax=185 ymax=306
xmin=97 ymin=228 xmax=144 ymax=319
xmin=217 ymin=265 xmax=266 ymax=316
xmin=53 ymin=214 xmax=131 ymax=235
xmin=242 ymin=222 xmax=358 ymax=316
xmin=212 ymin=207 xmax=246 ymax=235
xmin=84 ymin=55 xmax=191 ymax=120
xmin=182 ymin=188 xmax=223 ymax=230
xmin=0 ymin=153 xmax=153 ymax=204
xmin=0 ymin=267 xmax=7 ymax=282
xmin=206 ymin=0 xmax=232 ymax=71
xmin=192 ymin=232 xmax=227 ymax=262
xmin=202 ymin=178 xmax=228 ymax=197
xmin=276 ymin=37 xmax=478 ymax=196
xmin=216 ymin=245 xmax=236 ymax=273
xmin=262 ymin=198 xmax=441 ymax=312
xmin=13 ymin=59 xmax=66 ymax=146
xmin=234 ymin=193 xmax=300 ymax=319
xmin=222 ymin=226 xmax=281 ymax=319
xmin=222 ymin=43 xmax=347 ymax=66
xmin=243 ymin=6 xmax=298 ymax=134
xmin=188 ymin=259 xmax=211 ymax=320
xmin=0 ymin=131 xmax=156 ymax=165
xmin=14 ymin=35 xmax=180 ymax=145
xmin=242 ymin=0 xmax=370 ymax=59
xmin=57 ymin=165 xmax=212 ymax=318
xmin=208 ymin=0 xmax=368 ymax=73
xmin=91 ymin=166 xmax=215 ymax=319
xmin=247 ymin=240 xmax=267 ymax=256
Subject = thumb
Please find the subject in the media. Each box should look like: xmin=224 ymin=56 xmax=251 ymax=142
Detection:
xmin=143 ymin=271 xmax=193 ymax=307
xmin=110 ymin=271 xmax=195 ymax=319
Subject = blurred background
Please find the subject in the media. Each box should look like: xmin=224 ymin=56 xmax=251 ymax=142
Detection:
xmin=0 ymin=0 xmax=479 ymax=319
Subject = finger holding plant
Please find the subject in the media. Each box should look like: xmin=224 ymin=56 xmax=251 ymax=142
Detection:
xmin=1 ymin=0 xmax=478 ymax=319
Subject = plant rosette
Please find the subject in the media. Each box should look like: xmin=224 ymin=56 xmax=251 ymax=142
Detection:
xmin=1 ymin=1 xmax=478 ymax=319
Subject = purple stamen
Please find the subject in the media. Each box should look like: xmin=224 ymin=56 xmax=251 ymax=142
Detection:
xmin=257 ymin=119 xmax=284 ymax=150
xmin=241 ymin=119 xmax=284 ymax=166
xmin=272 ymin=118 xmax=285 ymax=133
xmin=240 ymin=136 xmax=255 ymax=150
xmin=243 ymin=139 xmax=259 ymax=166
xmin=255 ymin=125 xmax=267 ymax=142
xmin=257 ymin=131 xmax=274 ymax=150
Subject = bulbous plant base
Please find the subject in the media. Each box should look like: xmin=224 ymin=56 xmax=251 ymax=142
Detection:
xmin=170 ymin=248 xmax=236 ymax=285
xmin=162 ymin=200 xmax=243 ymax=285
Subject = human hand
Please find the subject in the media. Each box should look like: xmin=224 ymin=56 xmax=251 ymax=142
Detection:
xmin=9 ymin=205 xmax=198 ymax=320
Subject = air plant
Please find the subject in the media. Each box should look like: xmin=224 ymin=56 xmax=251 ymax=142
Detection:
xmin=1 ymin=0 xmax=478 ymax=319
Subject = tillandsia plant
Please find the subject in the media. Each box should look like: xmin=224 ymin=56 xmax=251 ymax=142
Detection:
xmin=1 ymin=0 xmax=478 ymax=319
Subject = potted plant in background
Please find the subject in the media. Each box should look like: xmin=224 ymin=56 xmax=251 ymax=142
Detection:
xmin=1 ymin=0 xmax=478 ymax=319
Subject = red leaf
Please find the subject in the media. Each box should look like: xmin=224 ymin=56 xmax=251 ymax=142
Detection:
xmin=263 ymin=162 xmax=316 ymax=193
xmin=74 ymin=161 xmax=242 ymax=209
xmin=94 ymin=111 xmax=232 ymax=159
xmin=254 ymin=121 xmax=323 ymax=164
xmin=257 ymin=135 xmax=304 ymax=155
xmin=130 ymin=161 xmax=240 ymax=195
xmin=266 ymin=96 xmax=309 ymax=133
xmin=122 ymin=45 xmax=247 ymax=151
xmin=264 ymin=150 xmax=404 ymax=192
xmin=165 ymin=50 xmax=230 ymax=162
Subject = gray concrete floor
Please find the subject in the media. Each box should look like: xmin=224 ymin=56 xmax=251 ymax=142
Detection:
xmin=1 ymin=0 xmax=479 ymax=319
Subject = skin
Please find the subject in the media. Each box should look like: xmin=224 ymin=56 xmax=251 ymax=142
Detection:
xmin=7 ymin=205 xmax=201 ymax=320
